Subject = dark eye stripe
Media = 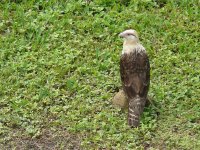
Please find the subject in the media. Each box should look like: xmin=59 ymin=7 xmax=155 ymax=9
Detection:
xmin=127 ymin=33 xmax=135 ymax=37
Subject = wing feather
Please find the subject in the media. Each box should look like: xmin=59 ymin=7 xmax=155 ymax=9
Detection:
xmin=120 ymin=47 xmax=150 ymax=127
xmin=120 ymin=50 xmax=150 ymax=98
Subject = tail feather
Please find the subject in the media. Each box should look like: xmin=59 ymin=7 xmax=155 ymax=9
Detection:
xmin=128 ymin=96 xmax=146 ymax=127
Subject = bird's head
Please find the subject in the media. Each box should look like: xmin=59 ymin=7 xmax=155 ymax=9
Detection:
xmin=119 ymin=29 xmax=139 ymax=43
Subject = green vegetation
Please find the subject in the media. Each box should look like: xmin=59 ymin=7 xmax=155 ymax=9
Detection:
xmin=0 ymin=0 xmax=199 ymax=149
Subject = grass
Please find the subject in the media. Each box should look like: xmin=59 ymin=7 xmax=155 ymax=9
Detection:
xmin=0 ymin=0 xmax=200 ymax=149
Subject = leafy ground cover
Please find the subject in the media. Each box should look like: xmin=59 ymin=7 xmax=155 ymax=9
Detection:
xmin=0 ymin=0 xmax=199 ymax=149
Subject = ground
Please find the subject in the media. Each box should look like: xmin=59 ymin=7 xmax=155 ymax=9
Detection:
xmin=0 ymin=0 xmax=200 ymax=149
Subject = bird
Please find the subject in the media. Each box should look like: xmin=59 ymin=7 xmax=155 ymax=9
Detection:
xmin=119 ymin=29 xmax=150 ymax=127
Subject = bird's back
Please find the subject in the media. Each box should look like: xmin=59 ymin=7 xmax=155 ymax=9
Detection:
xmin=120 ymin=47 xmax=150 ymax=127
xmin=120 ymin=50 xmax=150 ymax=98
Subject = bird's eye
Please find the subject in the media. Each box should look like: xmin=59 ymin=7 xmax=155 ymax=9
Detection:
xmin=127 ymin=33 xmax=134 ymax=36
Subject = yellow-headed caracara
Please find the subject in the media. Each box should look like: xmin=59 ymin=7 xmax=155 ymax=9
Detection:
xmin=119 ymin=29 xmax=150 ymax=127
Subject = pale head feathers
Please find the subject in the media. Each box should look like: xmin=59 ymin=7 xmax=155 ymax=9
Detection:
xmin=119 ymin=29 xmax=145 ymax=54
xmin=119 ymin=29 xmax=139 ymax=42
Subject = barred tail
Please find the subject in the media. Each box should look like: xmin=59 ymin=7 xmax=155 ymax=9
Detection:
xmin=128 ymin=96 xmax=146 ymax=127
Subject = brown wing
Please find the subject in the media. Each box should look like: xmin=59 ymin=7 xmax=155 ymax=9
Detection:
xmin=120 ymin=51 xmax=150 ymax=127
xmin=120 ymin=51 xmax=150 ymax=99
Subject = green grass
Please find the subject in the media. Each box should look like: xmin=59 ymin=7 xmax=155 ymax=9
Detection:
xmin=0 ymin=0 xmax=200 ymax=149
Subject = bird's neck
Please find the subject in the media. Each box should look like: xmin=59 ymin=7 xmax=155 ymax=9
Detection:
xmin=122 ymin=40 xmax=140 ymax=54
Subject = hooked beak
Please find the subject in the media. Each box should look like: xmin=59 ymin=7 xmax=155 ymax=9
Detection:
xmin=119 ymin=32 xmax=125 ymax=38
